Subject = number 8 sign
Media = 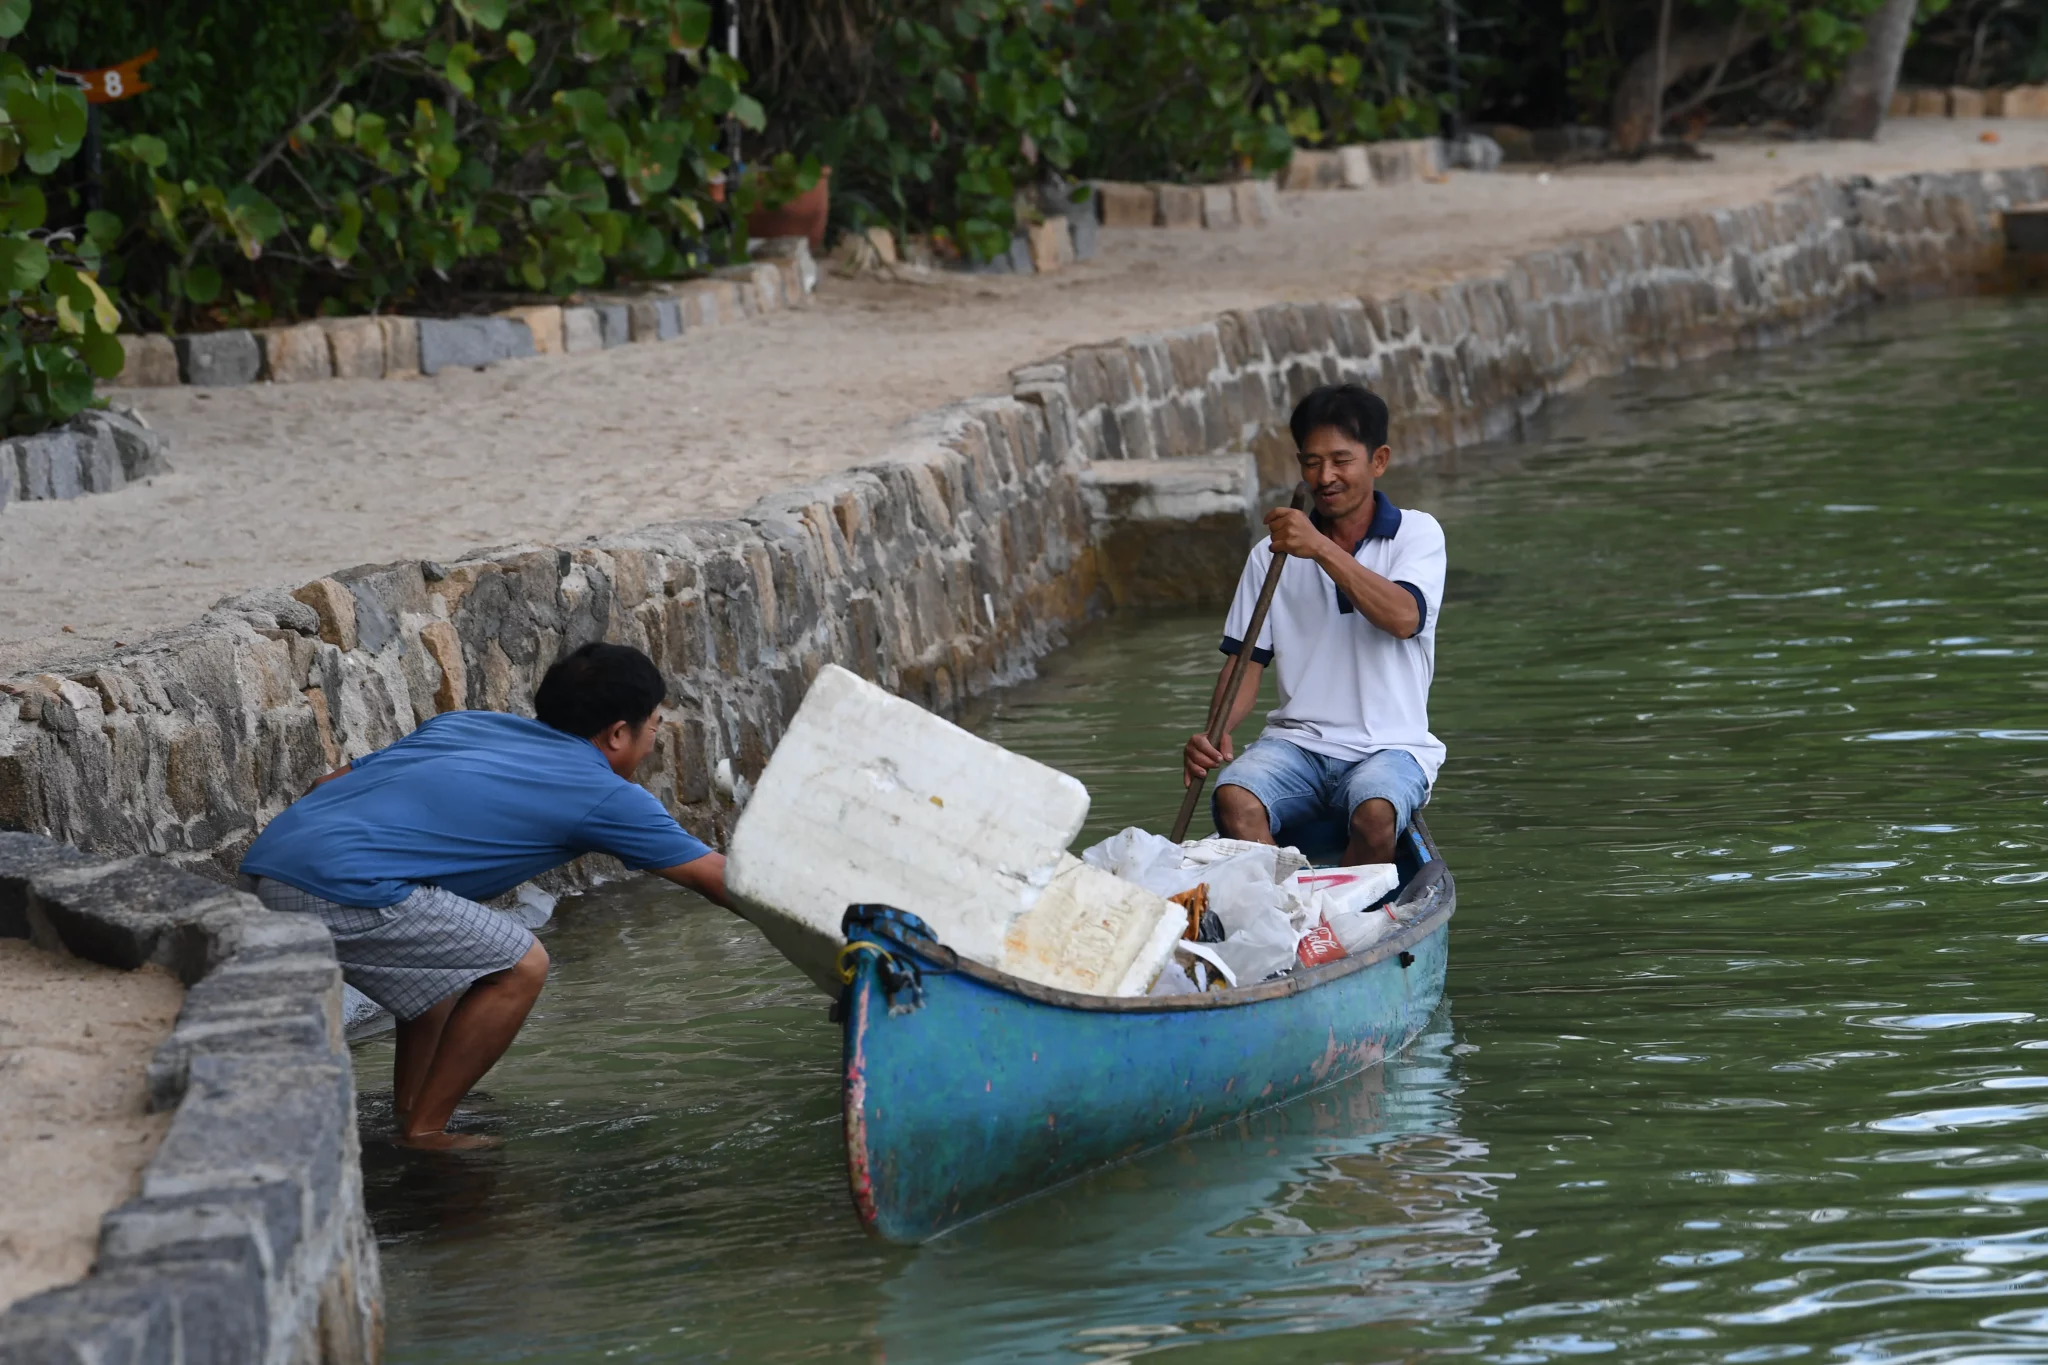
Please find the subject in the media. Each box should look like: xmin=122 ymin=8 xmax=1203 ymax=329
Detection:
xmin=56 ymin=49 xmax=158 ymax=105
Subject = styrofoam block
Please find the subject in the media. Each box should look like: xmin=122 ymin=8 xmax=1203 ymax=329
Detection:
xmin=727 ymin=664 xmax=1090 ymax=992
xmin=1000 ymin=855 xmax=1184 ymax=996
xmin=1289 ymin=863 xmax=1399 ymax=918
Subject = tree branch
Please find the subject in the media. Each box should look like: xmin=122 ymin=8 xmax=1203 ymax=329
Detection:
xmin=178 ymin=77 xmax=350 ymax=276
xmin=1661 ymin=26 xmax=1759 ymax=126
xmin=1664 ymin=56 xmax=1796 ymax=125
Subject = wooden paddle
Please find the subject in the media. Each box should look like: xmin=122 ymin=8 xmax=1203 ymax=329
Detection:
xmin=1170 ymin=481 xmax=1314 ymax=842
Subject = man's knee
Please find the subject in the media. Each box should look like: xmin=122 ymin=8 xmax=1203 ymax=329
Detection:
xmin=1214 ymin=783 xmax=1270 ymax=836
xmin=487 ymin=940 xmax=550 ymax=997
xmin=1350 ymin=798 xmax=1397 ymax=854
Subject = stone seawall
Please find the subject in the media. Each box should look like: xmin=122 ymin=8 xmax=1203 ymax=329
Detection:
xmin=5 ymin=165 xmax=2045 ymax=886
xmin=0 ymin=397 xmax=1105 ymax=880
xmin=0 ymin=833 xmax=379 ymax=1364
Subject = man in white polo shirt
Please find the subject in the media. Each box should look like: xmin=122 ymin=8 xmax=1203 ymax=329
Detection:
xmin=1183 ymin=383 xmax=1446 ymax=865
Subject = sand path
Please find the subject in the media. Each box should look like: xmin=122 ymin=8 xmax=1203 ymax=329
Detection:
xmin=0 ymin=940 xmax=182 ymax=1312
xmin=4 ymin=120 xmax=2044 ymax=676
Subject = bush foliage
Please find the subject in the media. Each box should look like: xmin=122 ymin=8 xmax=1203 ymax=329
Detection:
xmin=1 ymin=0 xmax=124 ymax=434
xmin=20 ymin=0 xmax=770 ymax=335
xmin=760 ymin=0 xmax=1457 ymax=256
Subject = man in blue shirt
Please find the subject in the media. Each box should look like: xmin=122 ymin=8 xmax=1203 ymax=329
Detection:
xmin=241 ymin=642 xmax=727 ymax=1150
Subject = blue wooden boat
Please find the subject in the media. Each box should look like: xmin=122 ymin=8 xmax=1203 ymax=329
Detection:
xmin=837 ymin=816 xmax=1455 ymax=1244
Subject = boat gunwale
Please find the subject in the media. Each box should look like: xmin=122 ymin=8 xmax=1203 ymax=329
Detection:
xmin=854 ymin=816 xmax=1455 ymax=1015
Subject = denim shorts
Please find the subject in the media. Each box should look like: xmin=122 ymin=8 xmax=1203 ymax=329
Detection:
xmin=1211 ymin=737 xmax=1430 ymax=857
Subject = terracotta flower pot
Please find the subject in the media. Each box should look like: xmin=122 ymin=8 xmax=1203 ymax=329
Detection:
xmin=746 ymin=167 xmax=832 ymax=251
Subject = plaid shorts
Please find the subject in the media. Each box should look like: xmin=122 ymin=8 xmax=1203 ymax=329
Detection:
xmin=240 ymin=876 xmax=536 ymax=1022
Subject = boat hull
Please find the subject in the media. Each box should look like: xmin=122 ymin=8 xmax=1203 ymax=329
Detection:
xmin=842 ymin=846 xmax=1454 ymax=1244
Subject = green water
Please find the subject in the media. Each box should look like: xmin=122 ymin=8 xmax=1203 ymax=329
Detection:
xmin=363 ymin=295 xmax=2048 ymax=1363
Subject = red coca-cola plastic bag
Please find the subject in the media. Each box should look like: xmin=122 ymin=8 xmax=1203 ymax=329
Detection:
xmin=1294 ymin=917 xmax=1348 ymax=968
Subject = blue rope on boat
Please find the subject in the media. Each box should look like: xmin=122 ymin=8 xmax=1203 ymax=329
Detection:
xmin=839 ymin=905 xmax=954 ymax=1017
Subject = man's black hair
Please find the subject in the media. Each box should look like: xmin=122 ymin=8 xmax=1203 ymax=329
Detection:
xmin=534 ymin=642 xmax=665 ymax=738
xmin=1289 ymin=383 xmax=1391 ymax=452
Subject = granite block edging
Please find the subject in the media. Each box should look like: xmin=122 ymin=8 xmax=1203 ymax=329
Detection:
xmin=6 ymin=164 xmax=2048 ymax=886
xmin=1091 ymin=178 xmax=1279 ymax=233
xmin=104 ymin=237 xmax=819 ymax=391
xmin=0 ymin=831 xmax=380 ymax=1365
xmin=0 ymin=408 xmax=172 ymax=510
xmin=1891 ymin=84 xmax=2048 ymax=118
xmin=1282 ymin=138 xmax=1442 ymax=191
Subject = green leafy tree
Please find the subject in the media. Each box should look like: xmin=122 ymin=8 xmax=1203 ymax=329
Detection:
xmin=802 ymin=0 xmax=1084 ymax=262
xmin=749 ymin=0 xmax=1454 ymax=261
xmin=1068 ymin=0 xmax=1293 ymax=182
xmin=1228 ymin=0 xmax=1455 ymax=152
xmin=0 ymin=0 xmax=125 ymax=433
xmin=1540 ymin=0 xmax=1894 ymax=145
xmin=18 ymin=0 xmax=776 ymax=328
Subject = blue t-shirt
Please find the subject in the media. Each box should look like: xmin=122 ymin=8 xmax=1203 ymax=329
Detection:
xmin=241 ymin=711 xmax=712 ymax=907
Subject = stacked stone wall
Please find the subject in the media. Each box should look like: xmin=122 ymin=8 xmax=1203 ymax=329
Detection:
xmin=0 ymin=833 xmax=379 ymax=1364
xmin=5 ymin=164 xmax=2047 ymax=886
xmin=0 ymin=409 xmax=171 ymax=509
xmin=0 ymin=399 xmax=1101 ymax=883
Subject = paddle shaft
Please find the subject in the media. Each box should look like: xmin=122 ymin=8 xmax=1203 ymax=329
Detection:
xmin=1169 ymin=482 xmax=1314 ymax=843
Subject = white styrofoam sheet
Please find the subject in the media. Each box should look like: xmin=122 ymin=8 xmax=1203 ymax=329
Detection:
xmin=727 ymin=664 xmax=1090 ymax=993
xmin=999 ymin=855 xmax=1184 ymax=997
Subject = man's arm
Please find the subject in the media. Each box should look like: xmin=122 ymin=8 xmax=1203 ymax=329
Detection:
xmin=656 ymin=851 xmax=730 ymax=908
xmin=1265 ymin=508 xmax=1421 ymax=638
xmin=1183 ymin=657 xmax=1265 ymax=786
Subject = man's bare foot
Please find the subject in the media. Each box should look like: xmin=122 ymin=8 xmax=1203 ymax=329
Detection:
xmin=394 ymin=1129 xmax=503 ymax=1152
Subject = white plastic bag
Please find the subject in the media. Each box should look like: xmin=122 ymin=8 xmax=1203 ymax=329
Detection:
xmin=1205 ymin=893 xmax=1299 ymax=984
xmin=1148 ymin=960 xmax=1201 ymax=997
xmin=1079 ymin=827 xmax=1190 ymax=898
xmin=1175 ymin=940 xmax=1239 ymax=990
xmin=1193 ymin=852 xmax=1289 ymax=929
xmin=1287 ymin=864 xmax=1401 ymax=957
xmin=1325 ymin=904 xmax=1400 ymax=955
xmin=505 ymin=884 xmax=558 ymax=929
xmin=1179 ymin=837 xmax=1311 ymax=881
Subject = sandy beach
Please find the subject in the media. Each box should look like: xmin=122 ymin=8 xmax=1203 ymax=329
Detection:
xmin=0 ymin=940 xmax=182 ymax=1312
xmin=3 ymin=120 xmax=2044 ymax=677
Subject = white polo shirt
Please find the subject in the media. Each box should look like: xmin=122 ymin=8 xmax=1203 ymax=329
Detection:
xmin=1222 ymin=491 xmax=1447 ymax=784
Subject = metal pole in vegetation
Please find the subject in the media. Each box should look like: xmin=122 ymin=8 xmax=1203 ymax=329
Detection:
xmin=82 ymin=104 xmax=101 ymax=213
xmin=728 ymin=0 xmax=742 ymax=169
xmin=1443 ymin=0 xmax=1463 ymax=143
xmin=1171 ymin=484 xmax=1314 ymax=844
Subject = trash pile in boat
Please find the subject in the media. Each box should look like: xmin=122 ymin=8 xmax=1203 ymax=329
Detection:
xmin=725 ymin=664 xmax=1415 ymax=1000
xmin=1079 ymin=828 xmax=1403 ymax=995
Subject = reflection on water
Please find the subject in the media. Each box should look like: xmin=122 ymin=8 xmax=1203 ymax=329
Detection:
xmin=367 ymin=295 xmax=2048 ymax=1362
xmin=873 ymin=1025 xmax=1496 ymax=1364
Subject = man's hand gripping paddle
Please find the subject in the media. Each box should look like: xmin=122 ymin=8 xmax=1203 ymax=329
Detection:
xmin=1169 ymin=482 xmax=1314 ymax=843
